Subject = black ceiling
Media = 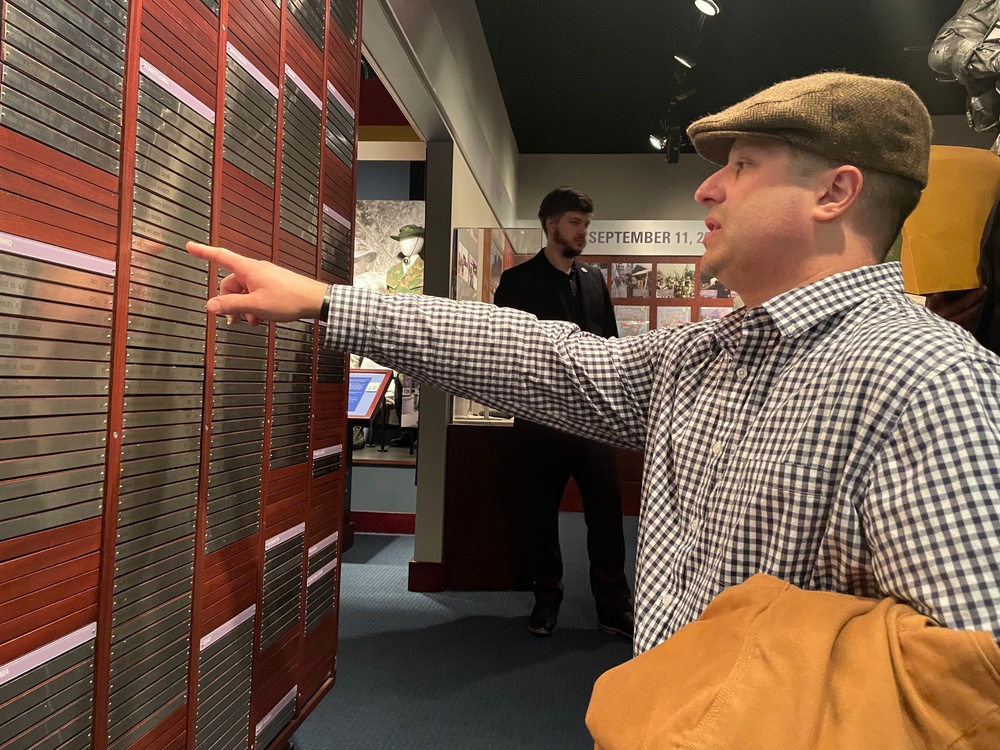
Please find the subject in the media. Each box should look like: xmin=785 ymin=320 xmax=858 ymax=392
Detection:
xmin=475 ymin=0 xmax=969 ymax=154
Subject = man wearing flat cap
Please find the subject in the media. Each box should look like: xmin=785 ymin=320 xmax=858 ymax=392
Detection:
xmin=188 ymin=72 xmax=1000 ymax=657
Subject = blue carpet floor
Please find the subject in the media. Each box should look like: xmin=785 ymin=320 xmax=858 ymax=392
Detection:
xmin=292 ymin=512 xmax=638 ymax=749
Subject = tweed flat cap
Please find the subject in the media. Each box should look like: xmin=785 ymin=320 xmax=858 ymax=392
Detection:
xmin=687 ymin=72 xmax=933 ymax=187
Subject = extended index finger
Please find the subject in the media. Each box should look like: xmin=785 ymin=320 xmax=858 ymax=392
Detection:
xmin=186 ymin=242 xmax=256 ymax=276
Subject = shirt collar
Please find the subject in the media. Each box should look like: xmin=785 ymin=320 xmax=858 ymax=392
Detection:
xmin=760 ymin=263 xmax=904 ymax=340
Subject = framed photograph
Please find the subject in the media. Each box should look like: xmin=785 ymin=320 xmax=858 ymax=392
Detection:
xmin=700 ymin=270 xmax=738 ymax=299
xmin=656 ymin=263 xmax=696 ymax=298
xmin=698 ymin=306 xmax=730 ymax=321
xmin=615 ymin=305 xmax=650 ymax=337
xmin=657 ymin=306 xmax=692 ymax=329
xmin=610 ymin=262 xmax=652 ymax=298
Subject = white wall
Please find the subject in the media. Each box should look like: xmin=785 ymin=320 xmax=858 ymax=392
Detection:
xmin=364 ymin=0 xmax=519 ymax=226
xmin=517 ymin=116 xmax=996 ymax=224
xmin=452 ymin=147 xmax=499 ymax=227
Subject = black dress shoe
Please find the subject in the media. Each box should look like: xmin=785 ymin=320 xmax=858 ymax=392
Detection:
xmin=598 ymin=610 xmax=634 ymax=639
xmin=528 ymin=602 xmax=559 ymax=637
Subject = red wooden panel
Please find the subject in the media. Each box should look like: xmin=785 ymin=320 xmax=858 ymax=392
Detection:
xmin=0 ymin=608 xmax=98 ymax=666
xmin=322 ymin=169 xmax=353 ymax=221
xmin=0 ymin=129 xmax=119 ymax=257
xmin=284 ymin=27 xmax=323 ymax=103
xmin=265 ymin=492 xmax=308 ymax=531
xmin=325 ymin=32 xmax=358 ymax=112
xmin=251 ymin=627 xmax=299 ymax=727
xmin=140 ymin=0 xmax=219 ymax=106
xmin=276 ymin=230 xmax=317 ymax=276
xmin=229 ymin=0 xmax=281 ymax=76
xmin=0 ymin=517 xmax=101 ymax=566
xmin=0 ymin=551 xmax=99 ymax=604
xmin=201 ymin=578 xmax=258 ymax=633
xmin=300 ymin=619 xmax=335 ymax=699
xmin=220 ymin=194 xmax=275 ymax=236
xmin=122 ymin=703 xmax=187 ymax=750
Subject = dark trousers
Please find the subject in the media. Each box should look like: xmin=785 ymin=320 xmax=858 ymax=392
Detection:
xmin=512 ymin=419 xmax=631 ymax=618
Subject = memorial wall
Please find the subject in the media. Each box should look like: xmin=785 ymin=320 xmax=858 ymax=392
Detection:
xmin=0 ymin=0 xmax=360 ymax=746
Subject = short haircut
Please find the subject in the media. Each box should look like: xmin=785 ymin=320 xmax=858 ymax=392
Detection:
xmin=537 ymin=187 xmax=595 ymax=230
xmin=790 ymin=150 xmax=922 ymax=262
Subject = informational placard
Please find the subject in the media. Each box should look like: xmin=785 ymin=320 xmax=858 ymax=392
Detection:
xmin=346 ymin=368 xmax=392 ymax=420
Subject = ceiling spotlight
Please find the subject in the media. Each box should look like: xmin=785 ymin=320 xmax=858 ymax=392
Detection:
xmin=694 ymin=0 xmax=720 ymax=15
xmin=650 ymin=134 xmax=665 ymax=150
xmin=673 ymin=53 xmax=695 ymax=69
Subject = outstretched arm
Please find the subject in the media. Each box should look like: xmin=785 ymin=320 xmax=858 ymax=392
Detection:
xmin=186 ymin=241 xmax=328 ymax=326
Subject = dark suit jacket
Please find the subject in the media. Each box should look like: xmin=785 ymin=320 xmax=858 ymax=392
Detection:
xmin=493 ymin=250 xmax=618 ymax=338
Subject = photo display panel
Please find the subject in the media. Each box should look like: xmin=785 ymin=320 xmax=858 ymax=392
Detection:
xmin=223 ymin=43 xmax=278 ymax=189
xmin=305 ymin=531 xmax=338 ymax=633
xmin=108 ymin=57 xmax=214 ymax=750
xmin=260 ymin=524 xmax=305 ymax=651
xmin=0 ymin=0 xmax=126 ymax=175
xmin=269 ymin=319 xmax=314 ymax=470
xmin=0 ymin=623 xmax=97 ymax=750
xmin=0 ymin=236 xmax=113 ymax=543
xmin=279 ymin=66 xmax=322 ymax=252
xmin=195 ymin=606 xmax=255 ymax=750
xmin=321 ymin=204 xmax=351 ymax=283
xmin=208 ymin=314 xmax=267 ymax=554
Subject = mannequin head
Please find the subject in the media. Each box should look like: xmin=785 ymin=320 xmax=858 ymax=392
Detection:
xmin=398 ymin=234 xmax=424 ymax=259
xmin=391 ymin=224 xmax=425 ymax=260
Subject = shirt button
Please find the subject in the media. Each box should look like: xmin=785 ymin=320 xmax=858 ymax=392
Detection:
xmin=711 ymin=441 xmax=723 ymax=456
xmin=736 ymin=367 xmax=748 ymax=380
xmin=660 ymin=592 xmax=674 ymax=608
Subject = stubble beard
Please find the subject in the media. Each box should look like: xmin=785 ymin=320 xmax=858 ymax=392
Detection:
xmin=555 ymin=228 xmax=585 ymax=258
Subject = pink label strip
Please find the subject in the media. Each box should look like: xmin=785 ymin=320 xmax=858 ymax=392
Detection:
xmin=0 ymin=623 xmax=97 ymax=687
xmin=227 ymin=42 xmax=279 ymax=99
xmin=323 ymin=204 xmax=351 ymax=230
xmin=0 ymin=232 xmax=115 ymax=277
xmin=199 ymin=605 xmax=255 ymax=652
xmin=140 ymin=58 xmax=216 ymax=124
xmin=264 ymin=522 xmax=305 ymax=551
xmin=308 ymin=530 xmax=339 ymax=558
xmin=312 ymin=445 xmax=342 ymax=462
xmin=325 ymin=80 xmax=354 ymax=118
xmin=284 ymin=65 xmax=322 ymax=110
xmin=255 ymin=686 xmax=298 ymax=736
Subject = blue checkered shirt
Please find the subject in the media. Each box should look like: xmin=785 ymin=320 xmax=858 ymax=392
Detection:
xmin=326 ymin=262 xmax=1000 ymax=654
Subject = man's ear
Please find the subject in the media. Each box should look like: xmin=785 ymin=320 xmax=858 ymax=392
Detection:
xmin=814 ymin=166 xmax=863 ymax=222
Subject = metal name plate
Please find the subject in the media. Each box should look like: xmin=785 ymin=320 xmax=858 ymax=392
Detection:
xmin=130 ymin=243 xmax=208 ymax=283
xmin=208 ymin=440 xmax=264 ymax=464
xmin=0 ymin=412 xmax=106 ymax=440
xmin=123 ymin=363 xmax=205 ymax=383
xmin=126 ymin=332 xmax=205 ymax=358
xmin=123 ymin=394 xmax=203 ymax=413
xmin=120 ymin=421 xmax=200 ymax=446
xmin=1 ymin=62 xmax=121 ymax=141
xmin=124 ymin=347 xmax=205 ymax=369
xmin=123 ymin=377 xmax=204 ymax=397
xmin=135 ymin=122 xmax=211 ymax=178
xmin=0 ymin=480 xmax=102 ymax=522
xmin=132 ymin=183 xmax=210 ymax=234
xmin=0 ymin=447 xmax=106 ymax=484
xmin=0 ymin=499 xmax=101 ymax=542
xmin=118 ymin=453 xmax=201 ymax=482
xmin=136 ymin=95 xmax=212 ymax=158
xmin=118 ymin=475 xmax=198 ymax=510
xmin=213 ymin=368 xmax=267 ymax=384
xmin=0 ymin=336 xmax=111 ymax=363
xmin=0 ymin=396 xmax=108 ymax=419
xmin=117 ymin=463 xmax=198 ymax=496
xmin=128 ymin=265 xmax=208 ymax=302
xmin=0 ymin=273 xmax=112 ymax=310
xmin=207 ymin=465 xmax=261 ymax=492
xmin=4 ymin=7 xmax=125 ymax=82
xmin=116 ymin=495 xmax=195 ymax=535
xmin=209 ymin=428 xmax=265 ymax=450
xmin=0 ymin=249 xmax=115 ymax=292
xmin=137 ymin=80 xmax=213 ymax=140
xmin=109 ymin=591 xmax=191 ymax=645
xmin=127 ymin=314 xmax=206 ymax=344
xmin=0 ymin=318 xmax=111 ymax=349
xmin=0 ymin=103 xmax=119 ymax=174
xmin=134 ymin=154 xmax=212 ymax=208
xmin=0 ymin=431 xmax=105 ymax=462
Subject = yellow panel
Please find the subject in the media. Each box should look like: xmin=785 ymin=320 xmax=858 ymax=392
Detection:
xmin=901 ymin=146 xmax=1000 ymax=294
